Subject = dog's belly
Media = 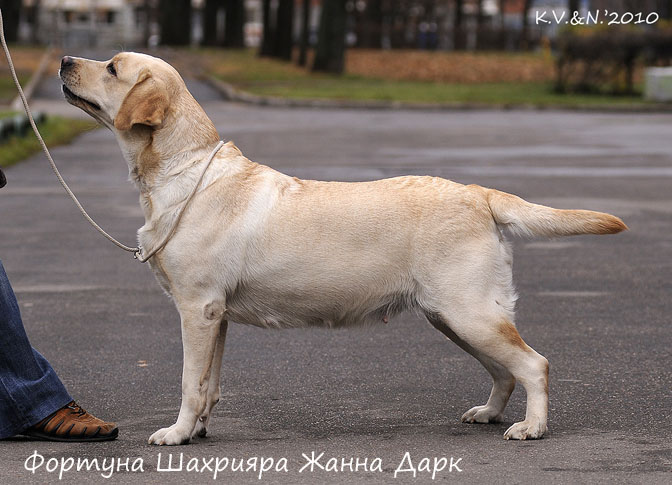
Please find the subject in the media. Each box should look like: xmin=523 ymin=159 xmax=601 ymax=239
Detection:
xmin=224 ymin=282 xmax=414 ymax=329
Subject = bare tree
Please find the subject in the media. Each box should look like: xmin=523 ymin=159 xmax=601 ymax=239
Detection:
xmin=224 ymin=0 xmax=246 ymax=48
xmin=313 ymin=0 xmax=346 ymax=73
xmin=274 ymin=0 xmax=294 ymax=59
xmin=29 ymin=0 xmax=41 ymax=44
xmin=159 ymin=0 xmax=192 ymax=46
xmin=260 ymin=0 xmax=293 ymax=60
xmin=454 ymin=0 xmax=464 ymax=50
xmin=659 ymin=0 xmax=672 ymax=19
xmin=0 ymin=0 xmax=22 ymax=42
xmin=520 ymin=0 xmax=533 ymax=50
xmin=260 ymin=0 xmax=274 ymax=57
xmin=475 ymin=0 xmax=484 ymax=49
xmin=361 ymin=0 xmax=383 ymax=48
xmin=298 ymin=0 xmax=311 ymax=66
xmin=202 ymin=0 xmax=222 ymax=46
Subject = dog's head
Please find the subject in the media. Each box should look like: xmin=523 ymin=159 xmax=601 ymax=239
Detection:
xmin=59 ymin=52 xmax=181 ymax=132
xmin=59 ymin=52 xmax=220 ymax=186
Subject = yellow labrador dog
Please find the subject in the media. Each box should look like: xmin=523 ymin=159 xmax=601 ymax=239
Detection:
xmin=59 ymin=52 xmax=626 ymax=445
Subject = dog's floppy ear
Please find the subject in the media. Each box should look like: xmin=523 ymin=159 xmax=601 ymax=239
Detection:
xmin=114 ymin=69 xmax=169 ymax=131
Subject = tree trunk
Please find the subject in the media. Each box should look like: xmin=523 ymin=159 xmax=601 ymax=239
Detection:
xmin=499 ymin=0 xmax=506 ymax=27
xmin=224 ymin=0 xmax=246 ymax=48
xmin=0 ymin=0 xmax=22 ymax=42
xmin=475 ymin=0 xmax=484 ymax=50
xmin=313 ymin=0 xmax=346 ymax=73
xmin=520 ymin=0 xmax=533 ymax=50
xmin=29 ymin=0 xmax=41 ymax=44
xmin=159 ymin=0 xmax=192 ymax=46
xmin=662 ymin=0 xmax=672 ymax=20
xmin=273 ymin=0 xmax=294 ymax=61
xmin=361 ymin=0 xmax=383 ymax=48
xmin=454 ymin=0 xmax=464 ymax=50
xmin=260 ymin=0 xmax=275 ymax=57
xmin=202 ymin=0 xmax=221 ymax=46
xmin=568 ymin=0 xmax=580 ymax=14
xmin=273 ymin=0 xmax=294 ymax=60
xmin=298 ymin=0 xmax=310 ymax=66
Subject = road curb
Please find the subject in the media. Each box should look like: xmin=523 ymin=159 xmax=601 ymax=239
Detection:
xmin=203 ymin=75 xmax=672 ymax=113
xmin=10 ymin=47 xmax=55 ymax=111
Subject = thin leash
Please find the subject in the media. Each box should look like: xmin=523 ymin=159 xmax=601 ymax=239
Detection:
xmin=0 ymin=9 xmax=223 ymax=263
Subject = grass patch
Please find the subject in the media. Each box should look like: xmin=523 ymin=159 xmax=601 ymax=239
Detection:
xmin=0 ymin=115 xmax=98 ymax=168
xmin=0 ymin=110 xmax=18 ymax=120
xmin=200 ymin=48 xmax=646 ymax=107
xmin=200 ymin=48 xmax=326 ymax=84
xmin=238 ymin=79 xmax=644 ymax=106
xmin=0 ymin=45 xmax=50 ymax=103
xmin=0 ymin=74 xmax=30 ymax=103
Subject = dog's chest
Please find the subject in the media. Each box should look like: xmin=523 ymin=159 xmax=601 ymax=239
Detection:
xmin=148 ymin=257 xmax=173 ymax=296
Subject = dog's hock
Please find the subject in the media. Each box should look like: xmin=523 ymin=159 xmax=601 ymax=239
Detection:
xmin=203 ymin=300 xmax=226 ymax=322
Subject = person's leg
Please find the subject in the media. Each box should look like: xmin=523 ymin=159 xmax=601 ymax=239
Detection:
xmin=0 ymin=259 xmax=72 ymax=439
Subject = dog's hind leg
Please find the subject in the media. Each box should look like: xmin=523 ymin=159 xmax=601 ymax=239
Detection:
xmin=148 ymin=304 xmax=222 ymax=446
xmin=426 ymin=313 xmax=515 ymax=424
xmin=426 ymin=308 xmax=548 ymax=440
xmin=418 ymin=230 xmax=548 ymax=438
xmin=192 ymin=320 xmax=228 ymax=439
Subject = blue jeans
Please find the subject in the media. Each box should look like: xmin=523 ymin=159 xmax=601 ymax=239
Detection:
xmin=0 ymin=260 xmax=72 ymax=439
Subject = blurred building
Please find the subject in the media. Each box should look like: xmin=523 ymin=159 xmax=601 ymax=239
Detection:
xmin=14 ymin=0 xmax=626 ymax=51
xmin=18 ymin=0 xmax=266 ymax=48
xmin=20 ymin=0 xmax=145 ymax=47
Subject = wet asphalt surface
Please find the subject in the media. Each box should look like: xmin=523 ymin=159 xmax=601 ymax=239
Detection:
xmin=0 ymin=66 xmax=670 ymax=483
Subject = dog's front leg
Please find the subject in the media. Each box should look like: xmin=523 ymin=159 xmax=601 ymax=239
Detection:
xmin=192 ymin=320 xmax=228 ymax=439
xmin=148 ymin=305 xmax=221 ymax=445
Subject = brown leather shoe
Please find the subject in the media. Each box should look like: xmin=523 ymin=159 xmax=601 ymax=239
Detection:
xmin=23 ymin=401 xmax=118 ymax=442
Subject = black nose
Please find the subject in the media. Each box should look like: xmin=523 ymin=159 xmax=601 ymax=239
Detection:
xmin=61 ymin=56 xmax=74 ymax=70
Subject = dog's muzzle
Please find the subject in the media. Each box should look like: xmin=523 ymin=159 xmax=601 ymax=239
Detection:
xmin=0 ymin=167 xmax=6 ymax=188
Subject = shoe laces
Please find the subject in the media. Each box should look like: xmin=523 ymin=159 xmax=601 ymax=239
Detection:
xmin=66 ymin=401 xmax=87 ymax=417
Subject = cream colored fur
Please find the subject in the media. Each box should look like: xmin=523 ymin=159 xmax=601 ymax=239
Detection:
xmin=59 ymin=52 xmax=627 ymax=445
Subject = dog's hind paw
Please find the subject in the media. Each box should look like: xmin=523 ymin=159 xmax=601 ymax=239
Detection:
xmin=148 ymin=424 xmax=191 ymax=446
xmin=503 ymin=420 xmax=547 ymax=440
xmin=461 ymin=405 xmax=504 ymax=424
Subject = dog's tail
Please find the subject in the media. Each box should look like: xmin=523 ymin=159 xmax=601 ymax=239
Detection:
xmin=486 ymin=188 xmax=627 ymax=238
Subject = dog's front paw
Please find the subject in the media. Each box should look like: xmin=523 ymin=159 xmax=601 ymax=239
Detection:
xmin=461 ymin=405 xmax=503 ymax=424
xmin=503 ymin=420 xmax=547 ymax=440
xmin=148 ymin=425 xmax=191 ymax=446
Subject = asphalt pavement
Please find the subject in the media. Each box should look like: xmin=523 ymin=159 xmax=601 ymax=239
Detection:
xmin=0 ymin=70 xmax=670 ymax=483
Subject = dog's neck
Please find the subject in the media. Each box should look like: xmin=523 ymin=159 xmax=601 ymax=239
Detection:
xmin=115 ymin=91 xmax=220 ymax=219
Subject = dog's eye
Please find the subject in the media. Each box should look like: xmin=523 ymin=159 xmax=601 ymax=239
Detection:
xmin=107 ymin=63 xmax=117 ymax=76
